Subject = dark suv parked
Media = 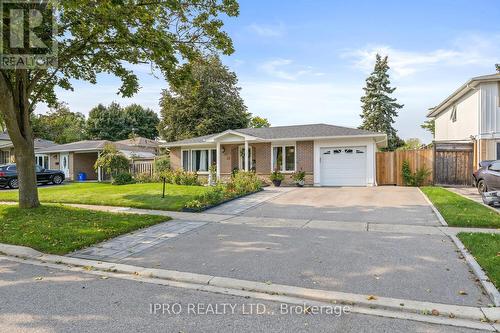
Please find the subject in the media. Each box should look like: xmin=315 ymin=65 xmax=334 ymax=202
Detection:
xmin=473 ymin=160 xmax=500 ymax=194
xmin=0 ymin=164 xmax=65 ymax=189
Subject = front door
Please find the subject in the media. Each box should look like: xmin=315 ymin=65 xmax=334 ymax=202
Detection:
xmin=60 ymin=153 xmax=70 ymax=178
xmin=238 ymin=146 xmax=253 ymax=171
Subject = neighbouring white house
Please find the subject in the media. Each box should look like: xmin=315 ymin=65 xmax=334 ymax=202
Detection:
xmin=427 ymin=73 xmax=500 ymax=166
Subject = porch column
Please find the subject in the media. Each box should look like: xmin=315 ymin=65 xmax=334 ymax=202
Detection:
xmin=97 ymin=152 xmax=102 ymax=182
xmin=216 ymin=142 xmax=221 ymax=180
xmin=244 ymin=140 xmax=249 ymax=171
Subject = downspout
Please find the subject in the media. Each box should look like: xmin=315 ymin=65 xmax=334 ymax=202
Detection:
xmin=467 ymin=83 xmax=481 ymax=167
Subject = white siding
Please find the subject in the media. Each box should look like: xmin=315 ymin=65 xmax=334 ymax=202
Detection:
xmin=313 ymin=137 xmax=376 ymax=186
xmin=480 ymin=82 xmax=500 ymax=136
xmin=434 ymin=89 xmax=479 ymax=141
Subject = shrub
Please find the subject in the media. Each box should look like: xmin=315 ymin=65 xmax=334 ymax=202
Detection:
xmin=160 ymin=169 xmax=199 ymax=186
xmin=231 ymin=171 xmax=262 ymax=195
xmin=154 ymin=156 xmax=170 ymax=173
xmin=184 ymin=172 xmax=262 ymax=211
xmin=112 ymin=172 xmax=135 ymax=185
xmin=402 ymin=160 xmax=431 ymax=187
xmin=135 ymin=172 xmax=156 ymax=183
xmin=95 ymin=143 xmax=130 ymax=178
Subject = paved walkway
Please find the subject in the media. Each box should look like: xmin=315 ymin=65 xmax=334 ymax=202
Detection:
xmin=71 ymin=220 xmax=209 ymax=261
xmin=205 ymin=187 xmax=294 ymax=215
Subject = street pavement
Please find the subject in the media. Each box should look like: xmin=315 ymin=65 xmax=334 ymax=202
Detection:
xmin=0 ymin=258 xmax=488 ymax=333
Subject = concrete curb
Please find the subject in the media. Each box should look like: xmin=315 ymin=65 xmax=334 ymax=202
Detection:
xmin=446 ymin=233 xmax=500 ymax=307
xmin=417 ymin=188 xmax=448 ymax=226
xmin=0 ymin=242 xmax=498 ymax=327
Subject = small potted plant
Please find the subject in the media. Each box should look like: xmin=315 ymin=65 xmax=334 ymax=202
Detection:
xmin=270 ymin=169 xmax=284 ymax=187
xmin=292 ymin=170 xmax=306 ymax=187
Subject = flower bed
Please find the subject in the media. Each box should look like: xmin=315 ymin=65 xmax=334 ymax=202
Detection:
xmin=184 ymin=171 xmax=263 ymax=212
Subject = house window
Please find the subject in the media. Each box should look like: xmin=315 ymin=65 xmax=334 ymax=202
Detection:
xmin=0 ymin=150 xmax=9 ymax=165
xmin=182 ymin=150 xmax=190 ymax=171
xmin=497 ymin=142 xmax=500 ymax=160
xmin=191 ymin=149 xmax=209 ymax=172
xmin=272 ymin=145 xmax=295 ymax=172
xmin=450 ymin=105 xmax=457 ymax=122
xmin=35 ymin=154 xmax=49 ymax=169
xmin=181 ymin=149 xmax=217 ymax=172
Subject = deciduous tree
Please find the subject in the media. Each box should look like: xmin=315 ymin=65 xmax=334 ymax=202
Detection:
xmin=0 ymin=0 xmax=238 ymax=207
xmin=31 ymin=103 xmax=86 ymax=144
xmin=159 ymin=57 xmax=250 ymax=142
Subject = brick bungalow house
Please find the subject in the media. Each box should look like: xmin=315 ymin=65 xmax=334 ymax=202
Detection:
xmin=163 ymin=124 xmax=387 ymax=186
xmin=36 ymin=139 xmax=158 ymax=181
xmin=0 ymin=132 xmax=56 ymax=167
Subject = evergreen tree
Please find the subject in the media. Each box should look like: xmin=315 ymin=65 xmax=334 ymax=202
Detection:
xmin=359 ymin=54 xmax=404 ymax=150
xmin=159 ymin=57 xmax=250 ymax=142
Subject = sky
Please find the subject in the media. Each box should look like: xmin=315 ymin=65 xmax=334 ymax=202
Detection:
xmin=37 ymin=0 xmax=500 ymax=143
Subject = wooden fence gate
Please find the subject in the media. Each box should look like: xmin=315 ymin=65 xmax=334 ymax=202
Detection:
xmin=433 ymin=142 xmax=474 ymax=186
xmin=376 ymin=149 xmax=434 ymax=186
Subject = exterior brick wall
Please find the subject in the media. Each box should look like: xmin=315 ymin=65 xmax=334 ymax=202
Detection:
xmin=254 ymin=142 xmax=271 ymax=174
xmin=170 ymin=147 xmax=181 ymax=170
xmin=296 ymin=141 xmax=314 ymax=172
xmin=73 ymin=152 xmax=98 ymax=180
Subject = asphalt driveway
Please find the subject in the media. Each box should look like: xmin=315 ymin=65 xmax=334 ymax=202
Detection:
xmin=82 ymin=187 xmax=491 ymax=307
xmin=236 ymin=187 xmax=439 ymax=226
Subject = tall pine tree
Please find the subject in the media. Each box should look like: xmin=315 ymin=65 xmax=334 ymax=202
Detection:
xmin=359 ymin=54 xmax=404 ymax=150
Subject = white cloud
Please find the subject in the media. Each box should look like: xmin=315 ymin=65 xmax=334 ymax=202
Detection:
xmin=247 ymin=22 xmax=286 ymax=38
xmin=343 ymin=34 xmax=500 ymax=77
xmin=259 ymin=59 xmax=324 ymax=80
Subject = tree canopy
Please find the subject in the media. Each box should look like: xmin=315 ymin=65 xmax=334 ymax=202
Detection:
xmin=86 ymin=102 xmax=159 ymax=141
xmin=421 ymin=119 xmax=435 ymax=138
xmin=31 ymin=104 xmax=86 ymax=144
xmin=158 ymin=57 xmax=250 ymax=142
xmin=249 ymin=116 xmax=271 ymax=128
xmin=0 ymin=0 xmax=239 ymax=208
xmin=359 ymin=54 xmax=404 ymax=151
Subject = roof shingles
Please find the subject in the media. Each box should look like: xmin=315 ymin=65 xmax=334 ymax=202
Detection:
xmin=165 ymin=123 xmax=383 ymax=146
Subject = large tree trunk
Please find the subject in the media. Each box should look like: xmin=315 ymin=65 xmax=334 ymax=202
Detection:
xmin=13 ymin=137 xmax=39 ymax=208
xmin=0 ymin=70 xmax=40 ymax=208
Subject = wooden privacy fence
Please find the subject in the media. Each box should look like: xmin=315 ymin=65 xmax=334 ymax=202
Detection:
xmin=130 ymin=160 xmax=154 ymax=177
xmin=434 ymin=142 xmax=474 ymax=186
xmin=376 ymin=149 xmax=434 ymax=186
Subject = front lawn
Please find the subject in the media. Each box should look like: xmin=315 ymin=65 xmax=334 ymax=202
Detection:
xmin=421 ymin=187 xmax=500 ymax=228
xmin=0 ymin=204 xmax=168 ymax=254
xmin=457 ymin=232 xmax=500 ymax=289
xmin=0 ymin=182 xmax=210 ymax=211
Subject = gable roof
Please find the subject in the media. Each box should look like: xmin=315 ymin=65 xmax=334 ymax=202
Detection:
xmin=0 ymin=132 xmax=55 ymax=149
xmin=116 ymin=137 xmax=160 ymax=147
xmin=427 ymin=73 xmax=500 ymax=118
xmin=164 ymin=123 xmax=385 ymax=147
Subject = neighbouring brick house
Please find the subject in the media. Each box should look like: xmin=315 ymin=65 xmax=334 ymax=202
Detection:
xmin=36 ymin=138 xmax=159 ymax=181
xmin=0 ymin=132 xmax=56 ymax=167
xmin=164 ymin=124 xmax=387 ymax=186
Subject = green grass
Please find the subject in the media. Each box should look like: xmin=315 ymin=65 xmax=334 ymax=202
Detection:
xmin=421 ymin=187 xmax=500 ymax=228
xmin=0 ymin=182 xmax=210 ymax=211
xmin=457 ymin=232 xmax=500 ymax=289
xmin=0 ymin=204 xmax=168 ymax=254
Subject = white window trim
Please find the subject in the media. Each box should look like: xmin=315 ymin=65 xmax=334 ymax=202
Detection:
xmin=238 ymin=145 xmax=254 ymax=170
xmin=181 ymin=148 xmax=217 ymax=174
xmin=271 ymin=143 xmax=296 ymax=173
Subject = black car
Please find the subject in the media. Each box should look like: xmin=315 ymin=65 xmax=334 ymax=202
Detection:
xmin=0 ymin=164 xmax=65 ymax=189
xmin=473 ymin=160 xmax=500 ymax=194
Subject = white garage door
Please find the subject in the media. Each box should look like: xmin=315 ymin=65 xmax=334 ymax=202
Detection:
xmin=320 ymin=146 xmax=367 ymax=186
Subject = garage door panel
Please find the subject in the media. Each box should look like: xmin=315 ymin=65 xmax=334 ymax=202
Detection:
xmin=320 ymin=146 xmax=367 ymax=186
